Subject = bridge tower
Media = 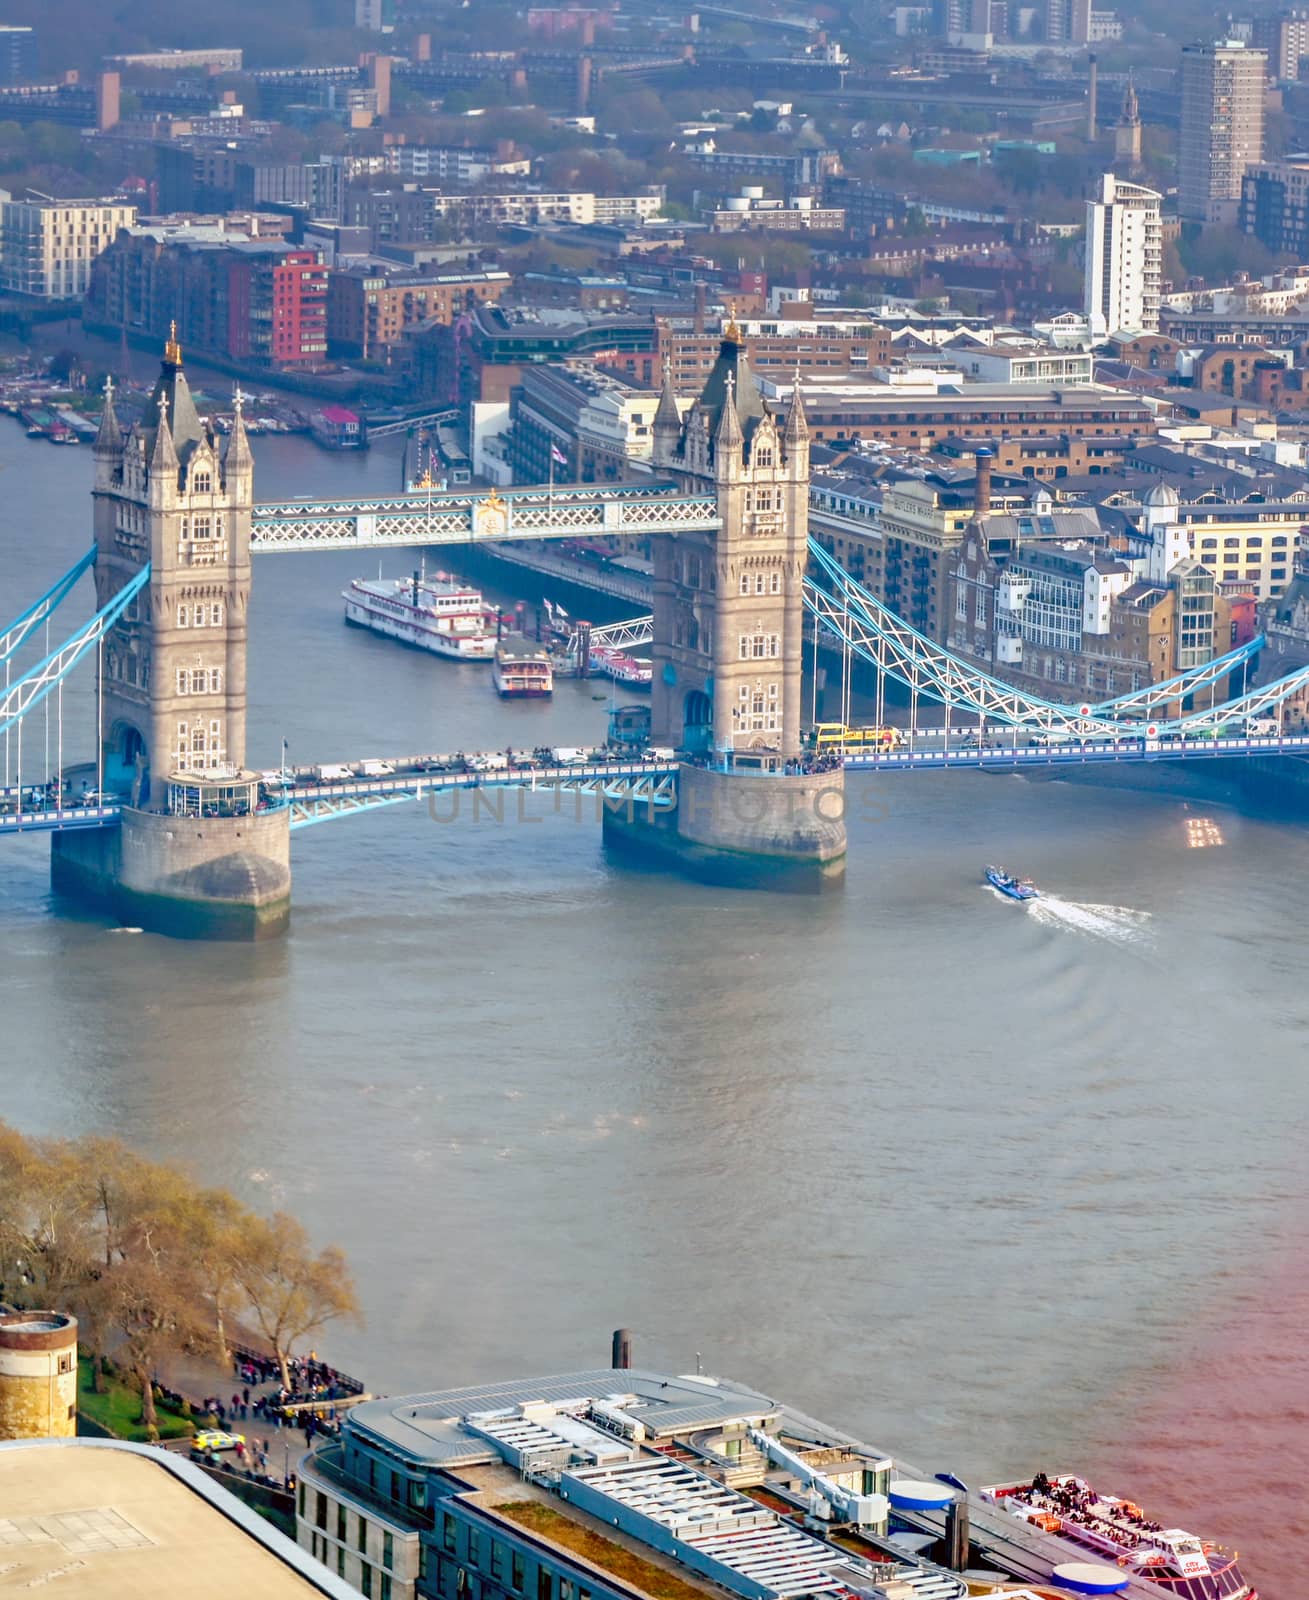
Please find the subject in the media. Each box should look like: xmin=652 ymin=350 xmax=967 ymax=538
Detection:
xmin=607 ymin=322 xmax=845 ymax=885
xmin=52 ymin=335 xmax=290 ymax=938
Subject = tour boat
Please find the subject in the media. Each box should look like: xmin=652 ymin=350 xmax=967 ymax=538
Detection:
xmin=984 ymin=864 xmax=1038 ymax=901
xmin=492 ymin=637 xmax=554 ymax=698
xmin=589 ymin=647 xmax=653 ymax=689
xmin=343 ymin=575 xmax=498 ymax=660
xmin=982 ymin=1476 xmax=1256 ymax=1600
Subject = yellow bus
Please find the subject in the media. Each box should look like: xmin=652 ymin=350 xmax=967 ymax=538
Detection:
xmin=809 ymin=722 xmax=904 ymax=753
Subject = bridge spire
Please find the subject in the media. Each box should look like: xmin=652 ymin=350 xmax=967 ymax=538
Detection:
xmin=653 ymin=362 xmax=680 ymax=452
xmin=714 ymin=370 xmax=742 ymax=458
xmin=225 ymin=384 xmax=253 ymax=482
xmin=94 ymin=374 xmax=120 ymax=458
xmin=784 ymin=369 xmax=808 ymax=451
xmin=150 ymin=391 xmax=178 ymax=478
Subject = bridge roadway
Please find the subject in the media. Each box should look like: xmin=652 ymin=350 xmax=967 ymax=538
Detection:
xmin=4 ymin=731 xmax=1308 ymax=836
xmin=250 ymin=482 xmax=720 ymax=552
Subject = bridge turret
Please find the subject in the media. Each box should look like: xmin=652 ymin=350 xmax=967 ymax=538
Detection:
xmin=55 ymin=332 xmax=288 ymax=939
xmin=652 ymin=365 xmax=681 ymax=469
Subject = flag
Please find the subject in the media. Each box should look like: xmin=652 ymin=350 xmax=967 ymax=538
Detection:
xmin=555 ymin=603 xmax=569 ymax=621
xmin=550 ymin=443 xmax=568 ymax=467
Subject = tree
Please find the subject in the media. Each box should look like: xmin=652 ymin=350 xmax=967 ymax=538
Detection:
xmin=234 ymin=1212 xmax=362 ymax=1388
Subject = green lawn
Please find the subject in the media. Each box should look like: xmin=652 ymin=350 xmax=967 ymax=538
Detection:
xmin=77 ymin=1356 xmax=195 ymax=1443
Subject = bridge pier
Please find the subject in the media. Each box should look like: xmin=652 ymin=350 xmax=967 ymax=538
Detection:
xmin=603 ymin=763 xmax=846 ymax=890
xmin=52 ymin=805 xmax=291 ymax=940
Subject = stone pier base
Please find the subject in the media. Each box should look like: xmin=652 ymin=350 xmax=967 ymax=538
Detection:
xmin=603 ymin=763 xmax=846 ymax=891
xmin=52 ymin=805 xmax=292 ymax=940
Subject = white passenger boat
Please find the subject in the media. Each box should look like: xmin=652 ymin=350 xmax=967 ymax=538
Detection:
xmin=343 ymin=574 xmax=498 ymax=660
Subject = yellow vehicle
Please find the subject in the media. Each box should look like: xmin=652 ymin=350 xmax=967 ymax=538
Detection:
xmin=809 ymin=722 xmax=903 ymax=753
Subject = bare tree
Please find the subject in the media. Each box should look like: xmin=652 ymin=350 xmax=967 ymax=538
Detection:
xmin=234 ymin=1212 xmax=362 ymax=1388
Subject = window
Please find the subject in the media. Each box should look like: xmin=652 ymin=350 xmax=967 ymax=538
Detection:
xmin=469 ymin=1529 xmax=481 ymax=1566
xmin=381 ymin=1577 xmax=392 ymax=1600
xmin=362 ymin=1564 xmax=373 ymax=1599
xmin=739 ymin=572 xmax=750 ymax=595
xmin=299 ymin=1483 xmax=306 ymax=1518
xmin=754 ymin=448 xmax=773 ymax=467
xmin=192 ymin=469 xmax=211 ymax=493
xmin=359 ymin=1514 xmax=368 ymax=1554
xmin=539 ymin=1570 xmax=553 ymax=1600
xmin=955 ymin=581 xmax=967 ymax=621
xmin=316 ymin=1492 xmax=327 ymax=1531
xmin=383 ymin=1532 xmax=394 ymax=1570
xmin=444 ymin=1514 xmax=457 ymax=1554
xmin=755 ymin=574 xmax=766 ymax=595
xmin=338 ymin=1548 xmax=346 ymax=1579
xmin=491 ymin=1542 xmax=506 ymax=1581
xmin=512 ymin=1551 xmax=525 ymax=1591
xmin=770 ymin=571 xmax=781 ymax=594
xmin=210 ymin=602 xmax=225 ymax=625
xmin=58 ymin=1353 xmax=73 ymax=1375
xmin=338 ymin=1505 xmax=347 ymax=1543
xmin=177 ymin=603 xmax=190 ymax=628
xmin=192 ymin=514 xmax=213 ymax=541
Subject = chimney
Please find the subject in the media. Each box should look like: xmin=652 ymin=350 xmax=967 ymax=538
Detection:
xmin=694 ymin=280 xmax=706 ymax=335
xmin=974 ymin=446 xmax=993 ymax=519
xmin=1086 ymin=53 xmax=1098 ymax=140
xmin=369 ymin=53 xmax=392 ymax=118
xmin=612 ymin=1328 xmax=633 ymax=1369
xmin=576 ymin=54 xmax=593 ymax=114
xmin=96 ymin=71 xmax=120 ymax=133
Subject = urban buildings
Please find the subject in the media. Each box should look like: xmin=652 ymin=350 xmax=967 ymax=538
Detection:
xmin=86 ymin=225 xmax=329 ymax=367
xmin=0 ymin=25 xmax=37 ymax=86
xmin=0 ymin=194 xmax=137 ymax=299
xmin=1251 ymin=8 xmax=1309 ymax=80
xmin=1240 ymin=157 xmax=1309 ymax=256
xmin=295 ymin=1365 xmax=945 ymax=1600
xmin=709 ymin=191 xmax=846 ymax=233
xmin=3 ymin=1438 xmax=356 ymax=1596
xmin=1179 ymin=41 xmax=1267 ymax=224
xmin=326 ymin=268 xmax=510 ymax=360
xmin=658 ymin=316 xmax=895 ymax=391
xmin=1084 ymin=173 xmax=1163 ymax=338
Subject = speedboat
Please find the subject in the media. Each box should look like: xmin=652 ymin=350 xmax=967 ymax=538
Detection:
xmin=985 ymin=864 xmax=1038 ymax=901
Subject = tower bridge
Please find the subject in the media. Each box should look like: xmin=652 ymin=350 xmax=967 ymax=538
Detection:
xmin=5 ymin=327 xmax=1309 ymax=938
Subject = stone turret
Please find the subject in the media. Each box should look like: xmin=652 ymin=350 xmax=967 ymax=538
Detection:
xmin=607 ymin=310 xmax=845 ymax=887
xmin=52 ymin=330 xmax=289 ymax=939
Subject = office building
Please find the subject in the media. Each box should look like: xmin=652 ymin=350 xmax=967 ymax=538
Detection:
xmin=0 ymin=194 xmax=137 ymax=299
xmin=1179 ymin=41 xmax=1266 ymax=224
xmin=1084 ymin=173 xmax=1163 ymax=337
xmin=0 ymin=25 xmax=38 ymax=86
xmin=326 ymin=267 xmax=510 ymax=359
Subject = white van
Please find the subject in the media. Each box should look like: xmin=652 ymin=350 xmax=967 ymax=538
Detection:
xmin=644 ymin=746 xmax=677 ymax=762
xmin=1245 ymin=717 xmax=1280 ymax=737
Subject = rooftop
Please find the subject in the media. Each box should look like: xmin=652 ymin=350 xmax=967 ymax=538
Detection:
xmin=0 ymin=1439 xmax=357 ymax=1598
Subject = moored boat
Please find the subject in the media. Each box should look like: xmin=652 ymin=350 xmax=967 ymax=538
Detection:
xmin=982 ymin=1475 xmax=1256 ymax=1600
xmin=493 ymin=636 xmax=553 ymax=698
xmin=343 ymin=574 xmax=498 ymax=660
xmin=985 ymin=864 xmax=1038 ymax=900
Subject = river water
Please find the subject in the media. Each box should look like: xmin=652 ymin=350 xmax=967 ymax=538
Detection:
xmin=0 ymin=419 xmax=1305 ymax=1594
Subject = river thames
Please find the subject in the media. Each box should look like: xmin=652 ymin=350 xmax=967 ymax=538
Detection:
xmin=0 ymin=415 xmax=1305 ymax=1594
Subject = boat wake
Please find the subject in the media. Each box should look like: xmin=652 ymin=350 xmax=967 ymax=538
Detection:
xmin=1026 ymin=895 xmax=1152 ymax=945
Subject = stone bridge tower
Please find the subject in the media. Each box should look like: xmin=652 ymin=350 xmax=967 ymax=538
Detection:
xmin=606 ymin=322 xmax=845 ymax=886
xmin=650 ymin=319 xmax=809 ymax=762
xmin=53 ymin=334 xmax=290 ymax=938
xmin=89 ymin=331 xmax=252 ymax=803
